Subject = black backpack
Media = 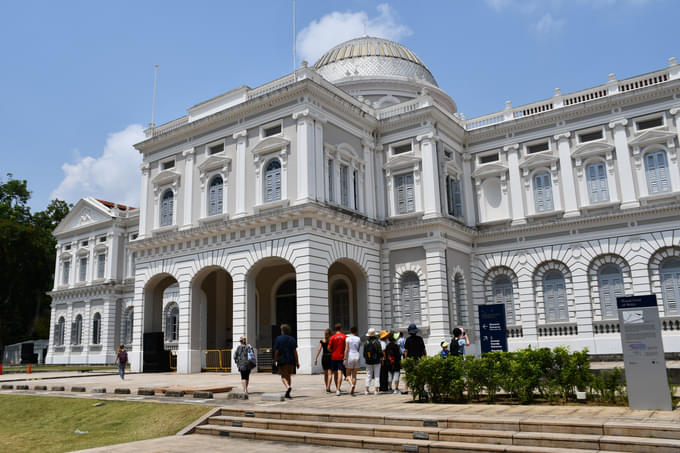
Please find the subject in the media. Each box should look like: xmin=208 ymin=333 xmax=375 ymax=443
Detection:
xmin=450 ymin=339 xmax=461 ymax=356
xmin=363 ymin=338 xmax=382 ymax=364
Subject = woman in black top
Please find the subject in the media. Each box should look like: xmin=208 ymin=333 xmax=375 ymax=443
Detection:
xmin=314 ymin=328 xmax=333 ymax=393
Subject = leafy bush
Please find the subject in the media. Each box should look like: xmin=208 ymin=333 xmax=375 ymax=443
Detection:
xmin=592 ymin=367 xmax=627 ymax=404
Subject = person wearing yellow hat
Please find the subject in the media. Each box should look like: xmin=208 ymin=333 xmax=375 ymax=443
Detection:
xmin=440 ymin=341 xmax=450 ymax=359
xmin=378 ymin=330 xmax=390 ymax=392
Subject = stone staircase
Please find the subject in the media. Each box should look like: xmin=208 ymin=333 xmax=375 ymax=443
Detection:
xmin=193 ymin=406 xmax=680 ymax=452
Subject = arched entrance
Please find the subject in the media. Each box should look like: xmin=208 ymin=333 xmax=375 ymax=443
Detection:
xmin=142 ymin=274 xmax=177 ymax=372
xmin=328 ymin=260 xmax=367 ymax=333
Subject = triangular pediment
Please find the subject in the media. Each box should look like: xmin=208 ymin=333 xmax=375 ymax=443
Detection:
xmin=250 ymin=136 xmax=290 ymax=156
xmin=53 ymin=198 xmax=112 ymax=236
xmin=151 ymin=169 xmax=181 ymax=186
xmin=472 ymin=162 xmax=508 ymax=178
xmin=519 ymin=153 xmax=558 ymax=170
xmin=198 ymin=155 xmax=231 ymax=173
xmin=571 ymin=141 xmax=615 ymax=158
xmin=383 ymin=154 xmax=421 ymax=171
xmin=628 ymin=129 xmax=676 ymax=147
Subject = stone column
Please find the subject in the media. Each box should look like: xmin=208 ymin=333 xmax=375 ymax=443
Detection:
xmin=380 ymin=248 xmax=393 ymax=329
xmin=608 ymin=119 xmax=640 ymax=209
xmin=424 ymin=241 xmax=450 ymax=352
xmin=129 ymin=276 xmax=144 ymax=373
xmin=181 ymin=149 xmax=194 ymax=229
xmin=177 ymin=278 xmax=201 ymax=374
xmin=106 ymin=231 xmax=119 ymax=281
xmin=314 ymin=120 xmax=325 ymax=201
xmin=554 ymin=133 xmax=580 ymax=217
xmin=231 ymin=270 xmax=247 ymax=375
xmin=375 ymin=146 xmax=386 ymax=220
xmin=45 ymin=302 xmax=57 ymax=364
xmin=293 ymin=110 xmax=314 ymax=203
xmin=233 ymin=130 xmax=248 ymax=217
xmin=53 ymin=244 xmax=61 ymax=289
xmin=462 ymin=152 xmax=476 ymax=227
xmin=138 ymin=163 xmax=150 ymax=238
xmin=362 ymin=138 xmax=377 ymax=219
xmin=417 ymin=133 xmax=442 ymax=218
xmin=103 ymin=296 xmax=119 ymax=364
xmin=505 ymin=144 xmax=526 ymax=225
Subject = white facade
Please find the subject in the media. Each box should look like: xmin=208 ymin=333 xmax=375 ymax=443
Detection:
xmin=48 ymin=37 xmax=680 ymax=372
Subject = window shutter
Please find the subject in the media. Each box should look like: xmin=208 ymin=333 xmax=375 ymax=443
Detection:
xmin=405 ymin=174 xmax=415 ymax=213
xmin=327 ymin=160 xmax=334 ymax=201
xmin=274 ymin=165 xmax=281 ymax=200
xmin=646 ymin=153 xmax=659 ymax=193
xmin=452 ymin=179 xmax=463 ymax=217
xmin=71 ymin=322 xmax=76 ymax=344
xmin=353 ymin=170 xmax=359 ymax=210
xmin=534 ymin=174 xmax=544 ymax=212
xmin=543 ymin=174 xmax=553 ymax=211
xmin=656 ymin=152 xmax=670 ymax=193
xmin=395 ymin=175 xmax=405 ymax=214
xmin=544 ymin=272 xmax=566 ymax=322
xmin=662 ymin=263 xmax=680 ymax=313
xmin=97 ymin=254 xmax=105 ymax=279
xmin=340 ymin=165 xmax=349 ymax=206
xmin=160 ymin=191 xmax=173 ymax=226
xmin=208 ymin=176 xmax=223 ymax=216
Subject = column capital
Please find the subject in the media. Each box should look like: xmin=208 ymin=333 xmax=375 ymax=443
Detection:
xmin=669 ymin=105 xmax=680 ymax=116
xmin=502 ymin=143 xmax=520 ymax=152
xmin=553 ymin=131 xmax=571 ymax=141
xmin=608 ymin=118 xmax=628 ymax=130
xmin=182 ymin=148 xmax=195 ymax=160
xmin=361 ymin=137 xmax=375 ymax=149
xmin=292 ymin=108 xmax=327 ymax=123
xmin=416 ymin=132 xmax=439 ymax=143
xmin=232 ymin=129 xmax=247 ymax=140
xmin=140 ymin=163 xmax=151 ymax=175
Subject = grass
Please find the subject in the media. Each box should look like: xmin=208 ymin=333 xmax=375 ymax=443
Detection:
xmin=0 ymin=395 xmax=214 ymax=453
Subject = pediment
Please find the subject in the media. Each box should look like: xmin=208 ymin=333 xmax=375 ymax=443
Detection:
xmin=472 ymin=162 xmax=508 ymax=178
xmin=383 ymin=154 xmax=421 ymax=171
xmin=151 ymin=169 xmax=181 ymax=186
xmin=571 ymin=142 xmax=614 ymax=159
xmin=628 ymin=129 xmax=676 ymax=147
xmin=198 ymin=155 xmax=231 ymax=173
xmin=444 ymin=160 xmax=463 ymax=176
xmin=250 ymin=136 xmax=290 ymax=156
xmin=53 ymin=198 xmax=111 ymax=236
xmin=519 ymin=153 xmax=558 ymax=170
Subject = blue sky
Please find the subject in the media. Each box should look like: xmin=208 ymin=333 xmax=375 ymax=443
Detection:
xmin=1 ymin=0 xmax=677 ymax=211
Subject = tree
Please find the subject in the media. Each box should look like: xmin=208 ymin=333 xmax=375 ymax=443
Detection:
xmin=0 ymin=174 xmax=71 ymax=358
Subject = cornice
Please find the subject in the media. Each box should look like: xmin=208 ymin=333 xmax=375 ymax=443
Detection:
xmin=49 ymin=281 xmax=133 ymax=300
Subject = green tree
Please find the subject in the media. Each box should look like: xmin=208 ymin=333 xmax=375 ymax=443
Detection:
xmin=0 ymin=174 xmax=70 ymax=358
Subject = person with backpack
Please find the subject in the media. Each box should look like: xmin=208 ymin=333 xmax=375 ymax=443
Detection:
xmin=385 ymin=332 xmax=402 ymax=393
xmin=451 ymin=327 xmax=470 ymax=357
xmin=114 ymin=344 xmax=128 ymax=380
xmin=234 ymin=336 xmax=255 ymax=397
xmin=363 ymin=328 xmax=383 ymax=395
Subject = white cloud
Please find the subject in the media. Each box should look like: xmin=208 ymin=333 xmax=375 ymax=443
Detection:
xmin=296 ymin=3 xmax=412 ymax=64
xmin=51 ymin=124 xmax=145 ymax=207
xmin=534 ymin=13 xmax=565 ymax=34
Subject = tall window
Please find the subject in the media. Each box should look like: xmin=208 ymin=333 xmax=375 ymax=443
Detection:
xmin=493 ymin=275 xmax=515 ymax=323
xmin=353 ymin=170 xmax=359 ymax=210
xmin=543 ymin=270 xmax=568 ymax=322
xmin=340 ymin=164 xmax=349 ymax=207
xmin=394 ymin=173 xmax=415 ymax=214
xmin=56 ymin=317 xmax=65 ymax=346
xmin=92 ymin=313 xmax=101 ymax=345
xmin=72 ymin=314 xmax=83 ymax=345
xmin=401 ymin=272 xmax=421 ymax=324
xmin=645 ymin=150 xmax=671 ymax=194
xmin=598 ymin=264 xmax=623 ymax=319
xmin=327 ymin=160 xmax=334 ymax=202
xmin=160 ymin=189 xmax=174 ymax=227
xmin=123 ymin=309 xmax=134 ymax=344
xmin=96 ymin=254 xmax=106 ymax=279
xmin=454 ymin=274 xmax=464 ymax=324
xmin=165 ymin=305 xmax=179 ymax=342
xmin=331 ymin=280 xmax=350 ymax=330
xmin=446 ymin=176 xmax=463 ymax=218
xmin=79 ymin=257 xmax=87 ymax=282
xmin=208 ymin=175 xmax=223 ymax=216
xmin=264 ymin=159 xmax=282 ymax=202
xmin=62 ymin=261 xmax=70 ymax=285
xmin=661 ymin=257 xmax=680 ymax=314
xmin=533 ymin=172 xmax=554 ymax=213
xmin=586 ymin=162 xmax=609 ymax=203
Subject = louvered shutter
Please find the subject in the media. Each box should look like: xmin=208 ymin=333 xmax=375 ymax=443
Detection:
xmin=544 ymin=272 xmax=567 ymax=322
xmin=598 ymin=266 xmax=623 ymax=319
xmin=534 ymin=174 xmax=544 ymax=212
xmin=328 ymin=160 xmax=334 ymax=201
xmin=452 ymin=179 xmax=463 ymax=217
xmin=656 ymin=152 xmax=670 ymax=193
xmin=661 ymin=260 xmax=680 ymax=313
xmin=446 ymin=176 xmax=454 ymax=215
xmin=646 ymin=153 xmax=658 ymax=193
xmin=71 ymin=322 xmax=76 ymax=344
xmin=273 ymin=165 xmax=281 ymax=200
xmin=160 ymin=191 xmax=173 ymax=226
xmin=208 ymin=176 xmax=223 ymax=216
xmin=97 ymin=254 xmax=105 ymax=279
xmin=405 ymin=174 xmax=415 ymax=213
xmin=340 ymin=165 xmax=349 ymax=206
xmin=587 ymin=163 xmax=609 ymax=203
xmin=395 ymin=175 xmax=406 ymax=214
xmin=542 ymin=174 xmax=553 ymax=211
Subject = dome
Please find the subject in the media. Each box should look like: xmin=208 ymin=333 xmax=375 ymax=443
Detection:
xmin=313 ymin=37 xmax=438 ymax=87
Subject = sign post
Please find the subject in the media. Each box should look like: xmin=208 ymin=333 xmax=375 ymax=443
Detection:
xmin=616 ymin=295 xmax=672 ymax=411
xmin=478 ymin=304 xmax=508 ymax=353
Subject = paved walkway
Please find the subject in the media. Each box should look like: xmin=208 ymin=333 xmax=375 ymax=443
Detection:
xmin=2 ymin=369 xmax=678 ymax=452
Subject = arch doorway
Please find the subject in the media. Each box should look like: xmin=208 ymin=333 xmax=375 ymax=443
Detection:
xmin=275 ymin=279 xmax=297 ymax=340
xmin=328 ymin=260 xmax=366 ymax=333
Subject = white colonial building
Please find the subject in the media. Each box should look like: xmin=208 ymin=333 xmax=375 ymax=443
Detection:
xmin=47 ymin=37 xmax=680 ymax=373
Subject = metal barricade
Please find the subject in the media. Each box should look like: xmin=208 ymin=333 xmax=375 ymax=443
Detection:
xmin=203 ymin=349 xmax=222 ymax=371
xmin=257 ymin=348 xmax=273 ymax=372
xmin=220 ymin=349 xmax=232 ymax=372
xmin=169 ymin=350 xmax=177 ymax=371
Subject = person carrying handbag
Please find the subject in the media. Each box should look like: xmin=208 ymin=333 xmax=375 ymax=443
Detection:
xmin=234 ymin=336 xmax=255 ymax=396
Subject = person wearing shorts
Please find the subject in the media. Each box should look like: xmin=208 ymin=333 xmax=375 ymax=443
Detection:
xmin=328 ymin=323 xmax=346 ymax=395
xmin=314 ymin=328 xmax=333 ymax=393
xmin=343 ymin=326 xmax=361 ymax=396
xmin=273 ymin=323 xmax=299 ymax=399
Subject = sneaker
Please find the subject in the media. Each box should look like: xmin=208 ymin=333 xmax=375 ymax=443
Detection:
xmin=401 ymin=390 xmax=408 ymax=395
xmin=285 ymin=388 xmax=292 ymax=399
xmin=336 ymin=390 xmax=341 ymax=396
xmin=393 ymin=389 xmax=400 ymax=394
xmin=364 ymin=390 xmax=369 ymax=395
xmin=326 ymin=388 xmax=332 ymax=393
xmin=373 ymin=390 xmax=378 ymax=395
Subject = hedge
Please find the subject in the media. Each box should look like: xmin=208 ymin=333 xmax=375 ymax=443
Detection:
xmin=402 ymin=347 xmax=628 ymax=404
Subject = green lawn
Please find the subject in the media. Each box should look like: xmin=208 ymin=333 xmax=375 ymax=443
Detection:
xmin=0 ymin=395 xmax=214 ymax=453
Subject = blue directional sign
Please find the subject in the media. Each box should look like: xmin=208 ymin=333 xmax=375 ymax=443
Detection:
xmin=479 ymin=304 xmax=508 ymax=353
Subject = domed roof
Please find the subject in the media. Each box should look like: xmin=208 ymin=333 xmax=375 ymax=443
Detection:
xmin=313 ymin=37 xmax=437 ymax=86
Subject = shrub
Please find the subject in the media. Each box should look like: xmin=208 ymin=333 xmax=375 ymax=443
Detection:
xmin=475 ymin=352 xmax=507 ymax=402
xmin=592 ymin=367 xmax=626 ymax=404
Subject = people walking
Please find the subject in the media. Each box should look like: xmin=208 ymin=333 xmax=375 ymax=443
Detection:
xmin=343 ymin=326 xmax=361 ymax=396
xmin=385 ymin=332 xmax=402 ymax=393
xmin=273 ymin=323 xmax=300 ymax=399
xmin=233 ymin=336 xmax=255 ymax=396
xmin=328 ymin=323 xmax=346 ymax=395
xmin=402 ymin=323 xmax=426 ymax=394
xmin=114 ymin=344 xmax=128 ymax=380
xmin=363 ymin=328 xmax=383 ymax=395
xmin=314 ymin=328 xmax=333 ymax=393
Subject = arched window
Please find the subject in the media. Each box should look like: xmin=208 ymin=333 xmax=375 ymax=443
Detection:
xmin=92 ymin=313 xmax=101 ymax=345
xmin=645 ymin=150 xmax=670 ymax=194
xmin=493 ymin=275 xmax=515 ymax=323
xmin=533 ymin=172 xmax=553 ymax=212
xmin=586 ymin=162 xmax=609 ymax=203
xmin=72 ymin=314 xmax=83 ymax=345
xmin=208 ymin=175 xmax=223 ymax=216
xmin=401 ymin=272 xmax=421 ymax=324
xmin=661 ymin=257 xmax=680 ymax=314
xmin=543 ymin=270 xmax=568 ymax=322
xmin=264 ymin=159 xmax=282 ymax=202
xmin=123 ymin=309 xmax=134 ymax=345
xmin=331 ymin=279 xmax=350 ymax=330
xmin=160 ymin=190 xmax=174 ymax=227
xmin=598 ymin=264 xmax=623 ymax=319
xmin=165 ymin=304 xmax=179 ymax=342
xmin=56 ymin=317 xmax=65 ymax=346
